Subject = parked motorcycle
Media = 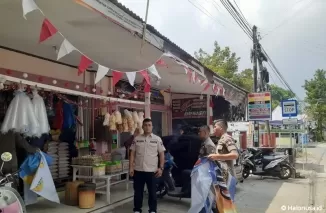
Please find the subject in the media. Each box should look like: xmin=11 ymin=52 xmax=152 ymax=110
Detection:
xmin=241 ymin=148 xmax=293 ymax=179
xmin=0 ymin=152 xmax=26 ymax=212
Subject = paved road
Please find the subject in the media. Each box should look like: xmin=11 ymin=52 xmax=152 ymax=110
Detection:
xmin=106 ymin=143 xmax=326 ymax=213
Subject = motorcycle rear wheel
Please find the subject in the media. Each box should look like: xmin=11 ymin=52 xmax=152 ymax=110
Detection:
xmin=242 ymin=169 xmax=250 ymax=179
xmin=156 ymin=183 xmax=168 ymax=198
xmin=279 ymin=164 xmax=292 ymax=179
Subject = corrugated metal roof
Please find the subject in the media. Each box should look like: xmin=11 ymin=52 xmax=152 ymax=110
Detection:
xmin=110 ymin=0 xmax=248 ymax=93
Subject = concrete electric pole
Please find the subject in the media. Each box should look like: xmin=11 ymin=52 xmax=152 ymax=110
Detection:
xmin=252 ymin=25 xmax=271 ymax=147
xmin=252 ymin=26 xmax=260 ymax=147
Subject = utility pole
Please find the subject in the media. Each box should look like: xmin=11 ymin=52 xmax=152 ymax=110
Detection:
xmin=252 ymin=25 xmax=260 ymax=147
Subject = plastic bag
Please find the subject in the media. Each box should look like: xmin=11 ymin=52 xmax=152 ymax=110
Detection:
xmin=19 ymin=152 xmax=53 ymax=179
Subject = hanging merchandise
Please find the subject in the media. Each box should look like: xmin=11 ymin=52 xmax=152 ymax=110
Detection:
xmin=62 ymin=103 xmax=75 ymax=129
xmin=124 ymin=110 xmax=134 ymax=133
xmin=1 ymin=89 xmax=40 ymax=137
xmin=103 ymin=112 xmax=110 ymax=126
xmin=132 ymin=111 xmax=140 ymax=132
xmin=138 ymin=112 xmax=144 ymax=134
xmin=53 ymin=101 xmax=63 ymax=130
xmin=32 ymin=89 xmax=50 ymax=135
xmin=108 ymin=112 xmax=116 ymax=131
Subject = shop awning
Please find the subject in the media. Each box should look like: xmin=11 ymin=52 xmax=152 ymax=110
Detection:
xmin=0 ymin=0 xmax=247 ymax=105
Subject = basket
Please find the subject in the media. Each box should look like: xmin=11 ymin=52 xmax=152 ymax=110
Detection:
xmin=106 ymin=162 xmax=122 ymax=174
xmin=122 ymin=160 xmax=129 ymax=171
xmin=92 ymin=165 xmax=105 ymax=176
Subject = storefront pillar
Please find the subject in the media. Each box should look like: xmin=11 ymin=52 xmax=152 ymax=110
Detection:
xmin=207 ymin=95 xmax=214 ymax=133
xmin=144 ymin=92 xmax=151 ymax=118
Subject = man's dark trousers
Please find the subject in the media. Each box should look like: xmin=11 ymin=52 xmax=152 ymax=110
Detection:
xmin=133 ymin=170 xmax=157 ymax=213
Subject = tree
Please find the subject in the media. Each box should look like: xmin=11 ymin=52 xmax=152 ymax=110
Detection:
xmin=269 ymin=84 xmax=293 ymax=110
xmin=194 ymin=41 xmax=253 ymax=91
xmin=303 ymin=69 xmax=326 ymax=141
xmin=196 ymin=41 xmax=293 ymax=111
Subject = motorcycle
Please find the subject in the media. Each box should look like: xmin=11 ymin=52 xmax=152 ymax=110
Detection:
xmin=156 ymin=152 xmax=191 ymax=199
xmin=0 ymin=152 xmax=26 ymax=213
xmin=242 ymin=148 xmax=294 ymax=179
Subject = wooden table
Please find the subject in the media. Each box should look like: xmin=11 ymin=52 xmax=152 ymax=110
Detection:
xmin=71 ymin=165 xmax=129 ymax=204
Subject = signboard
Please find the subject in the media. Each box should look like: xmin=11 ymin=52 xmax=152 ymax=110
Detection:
xmin=172 ymin=98 xmax=207 ymax=119
xmin=282 ymin=118 xmax=298 ymax=125
xmin=247 ymin=92 xmax=272 ymax=121
xmin=281 ymin=99 xmax=298 ymax=117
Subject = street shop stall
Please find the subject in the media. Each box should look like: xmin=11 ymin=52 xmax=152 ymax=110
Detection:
xmin=0 ymin=71 xmax=142 ymax=213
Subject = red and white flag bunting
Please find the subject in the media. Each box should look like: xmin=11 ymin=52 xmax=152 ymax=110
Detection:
xmin=95 ymin=65 xmax=110 ymax=84
xmin=21 ymin=0 xmax=229 ymax=96
xmin=125 ymin=72 xmax=136 ymax=86
xmin=57 ymin=39 xmax=76 ymax=60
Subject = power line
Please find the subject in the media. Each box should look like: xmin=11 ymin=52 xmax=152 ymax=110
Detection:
xmin=218 ymin=0 xmax=298 ymax=98
xmin=261 ymin=0 xmax=313 ymax=39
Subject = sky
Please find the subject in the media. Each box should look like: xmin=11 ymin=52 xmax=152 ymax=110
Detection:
xmin=118 ymin=0 xmax=326 ymax=99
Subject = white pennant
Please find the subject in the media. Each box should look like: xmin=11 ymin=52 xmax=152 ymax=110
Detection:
xmin=148 ymin=65 xmax=161 ymax=79
xmin=95 ymin=65 xmax=109 ymax=84
xmin=222 ymin=88 xmax=226 ymax=96
xmin=126 ymin=72 xmax=136 ymax=86
xmin=22 ymin=0 xmax=39 ymax=19
xmin=57 ymin=39 xmax=76 ymax=60
xmin=201 ymin=79 xmax=208 ymax=86
xmin=191 ymin=72 xmax=196 ymax=84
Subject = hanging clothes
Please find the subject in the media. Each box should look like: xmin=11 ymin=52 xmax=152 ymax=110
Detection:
xmin=32 ymin=90 xmax=50 ymax=135
xmin=62 ymin=103 xmax=75 ymax=129
xmin=1 ymin=90 xmax=40 ymax=137
xmin=53 ymin=101 xmax=63 ymax=130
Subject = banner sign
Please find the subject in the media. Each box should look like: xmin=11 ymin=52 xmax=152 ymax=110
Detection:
xmin=172 ymin=98 xmax=207 ymax=119
xmin=247 ymin=92 xmax=272 ymax=121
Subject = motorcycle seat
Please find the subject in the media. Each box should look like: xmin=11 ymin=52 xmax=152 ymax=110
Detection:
xmin=262 ymin=155 xmax=284 ymax=161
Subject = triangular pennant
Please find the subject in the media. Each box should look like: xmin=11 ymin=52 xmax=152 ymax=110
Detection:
xmin=22 ymin=0 xmax=39 ymax=19
xmin=156 ymin=59 xmax=166 ymax=66
xmin=191 ymin=72 xmax=196 ymax=84
xmin=144 ymin=80 xmax=151 ymax=93
xmin=95 ymin=65 xmax=109 ymax=84
xmin=78 ymin=55 xmax=93 ymax=76
xmin=148 ymin=65 xmax=161 ymax=79
xmin=39 ymin=19 xmax=58 ymax=43
xmin=203 ymin=83 xmax=210 ymax=91
xmin=188 ymin=71 xmax=193 ymax=82
xmin=201 ymin=79 xmax=208 ymax=86
xmin=140 ymin=70 xmax=151 ymax=85
xmin=57 ymin=39 xmax=76 ymax=60
xmin=222 ymin=88 xmax=226 ymax=96
xmin=126 ymin=72 xmax=136 ymax=86
xmin=112 ymin=71 xmax=123 ymax=86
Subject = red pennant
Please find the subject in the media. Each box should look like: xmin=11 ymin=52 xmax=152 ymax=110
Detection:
xmin=144 ymin=81 xmax=151 ymax=92
xmin=78 ymin=55 xmax=93 ymax=76
xmin=140 ymin=70 xmax=151 ymax=85
xmin=188 ymin=71 xmax=192 ymax=82
xmin=112 ymin=71 xmax=123 ymax=86
xmin=203 ymin=83 xmax=210 ymax=91
xmin=38 ymin=76 xmax=44 ymax=82
xmin=39 ymin=19 xmax=58 ymax=43
xmin=156 ymin=59 xmax=167 ymax=67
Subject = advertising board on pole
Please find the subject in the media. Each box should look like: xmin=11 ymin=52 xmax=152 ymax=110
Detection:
xmin=247 ymin=92 xmax=272 ymax=121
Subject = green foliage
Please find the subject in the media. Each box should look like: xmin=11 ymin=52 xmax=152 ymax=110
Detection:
xmin=269 ymin=84 xmax=293 ymax=110
xmin=194 ymin=41 xmax=252 ymax=91
xmin=303 ymin=69 xmax=326 ymax=141
xmin=195 ymin=41 xmax=291 ymax=110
